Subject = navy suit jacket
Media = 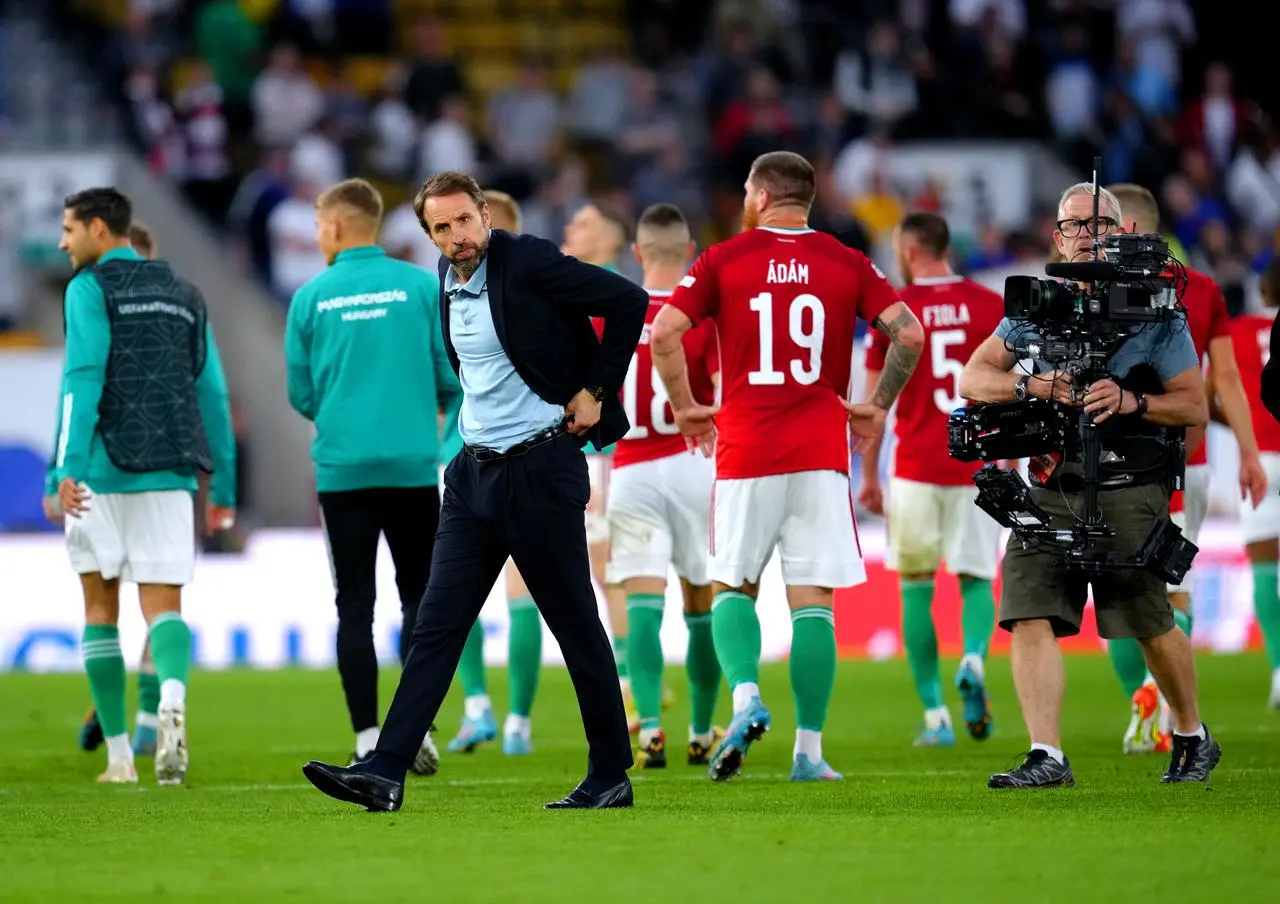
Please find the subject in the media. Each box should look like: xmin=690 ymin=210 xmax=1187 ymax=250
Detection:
xmin=437 ymin=230 xmax=648 ymax=450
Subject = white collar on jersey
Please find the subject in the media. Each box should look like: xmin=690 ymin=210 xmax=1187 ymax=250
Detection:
xmin=756 ymin=226 xmax=816 ymax=235
xmin=646 ymin=289 xmax=673 ymax=297
xmin=911 ymin=275 xmax=965 ymax=286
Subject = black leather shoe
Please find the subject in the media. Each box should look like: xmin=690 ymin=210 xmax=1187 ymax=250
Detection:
xmin=303 ymin=760 xmax=403 ymax=812
xmin=544 ymin=777 xmax=634 ymax=810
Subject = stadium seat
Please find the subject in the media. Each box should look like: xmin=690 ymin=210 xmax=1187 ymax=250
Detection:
xmin=0 ymin=331 xmax=46 ymax=350
xmin=166 ymin=58 xmax=206 ymax=98
xmin=341 ymin=56 xmax=397 ymax=96
xmin=558 ymin=21 xmax=627 ymax=54
xmin=464 ymin=60 xmax=521 ymax=97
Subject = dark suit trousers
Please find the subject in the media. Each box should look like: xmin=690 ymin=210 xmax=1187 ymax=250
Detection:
xmin=376 ymin=433 xmax=633 ymax=780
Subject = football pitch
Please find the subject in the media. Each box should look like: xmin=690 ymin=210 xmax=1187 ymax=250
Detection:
xmin=2 ymin=655 xmax=1277 ymax=903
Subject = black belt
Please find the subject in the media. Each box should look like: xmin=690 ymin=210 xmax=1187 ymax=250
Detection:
xmin=464 ymin=422 xmax=568 ymax=462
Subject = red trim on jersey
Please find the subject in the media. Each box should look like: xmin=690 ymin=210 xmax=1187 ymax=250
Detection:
xmin=848 ymin=482 xmax=862 ymax=559
xmin=708 ymin=479 xmax=717 ymax=558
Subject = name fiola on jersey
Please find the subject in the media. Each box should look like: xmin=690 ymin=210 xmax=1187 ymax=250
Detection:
xmin=921 ymin=303 xmax=972 ymax=327
xmin=766 ymin=258 xmax=809 ymax=285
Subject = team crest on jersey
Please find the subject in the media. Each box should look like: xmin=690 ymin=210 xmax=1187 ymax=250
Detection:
xmin=679 ymin=275 xmax=696 ymax=288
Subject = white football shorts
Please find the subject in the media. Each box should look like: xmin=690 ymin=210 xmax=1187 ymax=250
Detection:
xmin=1168 ymin=463 xmax=1212 ymax=593
xmin=886 ymin=477 xmax=1002 ymax=581
xmin=65 ymin=486 xmax=195 ymax=585
xmin=710 ymin=470 xmax=865 ymax=589
xmin=606 ymin=452 xmax=713 ymax=585
xmin=1240 ymin=453 xmax=1280 ymax=545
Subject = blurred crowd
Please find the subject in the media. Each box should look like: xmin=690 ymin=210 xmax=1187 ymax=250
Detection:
xmin=11 ymin=0 xmax=1278 ymax=315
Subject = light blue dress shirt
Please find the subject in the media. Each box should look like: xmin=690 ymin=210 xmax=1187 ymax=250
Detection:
xmin=445 ymin=255 xmax=565 ymax=452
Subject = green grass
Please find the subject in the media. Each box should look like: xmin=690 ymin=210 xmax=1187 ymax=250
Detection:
xmin=1 ymin=655 xmax=1277 ymax=903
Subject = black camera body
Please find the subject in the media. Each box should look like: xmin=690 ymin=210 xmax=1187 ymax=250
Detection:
xmin=946 ymin=226 xmax=1198 ymax=581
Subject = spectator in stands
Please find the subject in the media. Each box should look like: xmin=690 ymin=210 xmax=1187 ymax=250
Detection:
xmin=611 ymin=67 xmax=682 ymax=184
xmin=1116 ymin=0 xmax=1195 ymax=96
xmin=949 ymin=0 xmax=1026 ymax=39
xmin=809 ymin=162 xmax=871 ymax=254
xmin=521 ymin=156 xmax=591 ymax=243
xmin=701 ymin=20 xmax=762 ymax=121
xmin=194 ymin=0 xmax=262 ymax=136
xmin=485 ymin=58 xmax=562 ymax=199
xmin=418 ymin=94 xmax=476 ymax=182
xmin=266 ymin=175 xmax=327 ymax=303
xmin=174 ymin=59 xmax=235 ymax=224
xmin=1044 ymin=22 xmax=1101 ymax=159
xmin=403 ymin=16 xmax=465 ymax=122
xmin=123 ymin=62 xmax=184 ymax=179
xmin=323 ymin=62 xmax=370 ymax=175
xmin=1177 ymin=62 xmax=1255 ymax=175
xmin=952 ymin=11 xmax=1038 ymax=138
xmin=291 ymin=117 xmax=346 ymax=192
xmin=381 ymin=196 xmax=440 ymax=272
xmin=367 ymin=64 xmax=418 ymax=181
xmin=566 ymin=48 xmax=633 ymax=148
xmin=251 ymin=42 xmax=324 ymax=150
xmin=712 ymin=65 xmax=796 ymax=178
xmin=1227 ymin=126 xmax=1280 ymax=234
xmin=833 ymin=20 xmax=920 ymax=135
xmin=227 ymin=148 xmax=292 ymax=290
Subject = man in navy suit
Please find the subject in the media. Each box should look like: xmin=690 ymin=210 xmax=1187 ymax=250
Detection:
xmin=303 ymin=171 xmax=647 ymax=811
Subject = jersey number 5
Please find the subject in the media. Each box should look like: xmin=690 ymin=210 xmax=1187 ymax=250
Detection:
xmin=748 ymin=292 xmax=826 ymax=386
xmin=931 ymin=329 xmax=966 ymax=414
xmin=622 ymin=355 xmax=679 ymax=440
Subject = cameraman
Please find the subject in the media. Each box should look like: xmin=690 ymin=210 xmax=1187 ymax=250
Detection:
xmin=959 ymin=183 xmax=1221 ymax=789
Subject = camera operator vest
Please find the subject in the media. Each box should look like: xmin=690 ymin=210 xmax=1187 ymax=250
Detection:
xmin=73 ymin=258 xmax=214 ymax=475
xmin=1095 ymin=362 xmax=1183 ymax=486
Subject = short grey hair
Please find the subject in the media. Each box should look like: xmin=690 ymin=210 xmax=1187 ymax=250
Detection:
xmin=1057 ymin=182 xmax=1121 ymax=222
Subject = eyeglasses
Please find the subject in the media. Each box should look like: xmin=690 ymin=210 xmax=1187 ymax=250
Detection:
xmin=1056 ymin=217 xmax=1119 ymax=237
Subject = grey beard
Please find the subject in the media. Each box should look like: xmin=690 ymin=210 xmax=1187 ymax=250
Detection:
xmin=450 ymin=248 xmax=487 ymax=278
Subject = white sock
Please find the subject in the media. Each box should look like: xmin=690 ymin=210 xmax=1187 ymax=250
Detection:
xmin=924 ymin=706 xmax=951 ymax=731
xmin=504 ymin=714 xmax=531 ymax=737
xmin=355 ymin=726 xmax=380 ymax=757
xmin=106 ymin=734 xmax=133 ymax=763
xmin=731 ymin=682 xmax=761 ymax=713
xmin=135 ymin=711 xmax=159 ymax=729
xmin=958 ymin=652 xmax=985 ymax=683
xmin=464 ymin=694 xmax=492 ymax=720
xmin=1031 ymin=742 xmax=1065 ymax=764
xmin=794 ymin=728 xmax=822 ymax=762
xmin=639 ymin=726 xmax=663 ymax=747
xmin=689 ymin=728 xmax=714 ymax=747
xmin=1173 ymin=723 xmax=1206 ymax=740
xmin=159 ymin=678 xmax=185 ymax=709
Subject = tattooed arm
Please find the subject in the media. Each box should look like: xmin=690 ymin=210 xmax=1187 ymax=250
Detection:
xmin=867 ymin=302 xmax=924 ymax=410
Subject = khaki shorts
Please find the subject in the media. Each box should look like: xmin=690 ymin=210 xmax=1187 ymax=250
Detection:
xmin=999 ymin=482 xmax=1174 ymax=640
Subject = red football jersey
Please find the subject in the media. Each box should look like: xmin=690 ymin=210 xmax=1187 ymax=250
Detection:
xmin=866 ymin=276 xmax=1005 ymax=485
xmin=669 ymin=227 xmax=899 ymax=478
xmin=1228 ymin=311 xmax=1280 ymax=454
xmin=1182 ymin=268 xmax=1230 ymax=465
xmin=613 ymin=290 xmax=720 ymax=468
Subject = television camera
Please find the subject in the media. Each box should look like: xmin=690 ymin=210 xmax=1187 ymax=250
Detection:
xmin=946 ymin=161 xmax=1198 ymax=583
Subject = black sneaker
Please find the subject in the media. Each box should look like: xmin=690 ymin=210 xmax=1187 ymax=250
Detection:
xmin=1160 ymin=727 xmax=1222 ymax=783
xmin=988 ymin=749 xmax=1075 ymax=789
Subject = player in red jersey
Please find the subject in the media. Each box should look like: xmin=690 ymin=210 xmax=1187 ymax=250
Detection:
xmin=1227 ymin=259 xmax=1280 ymax=708
xmin=858 ymin=212 xmax=1006 ymax=748
xmin=1107 ymin=185 xmax=1267 ymax=751
xmin=603 ymin=203 xmax=724 ymax=769
xmin=651 ymin=151 xmax=925 ymax=782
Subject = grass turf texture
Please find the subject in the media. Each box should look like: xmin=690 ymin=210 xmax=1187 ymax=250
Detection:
xmin=1 ymin=655 xmax=1277 ymax=903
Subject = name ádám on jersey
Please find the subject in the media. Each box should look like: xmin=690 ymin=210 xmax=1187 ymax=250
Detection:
xmin=766 ymin=258 xmax=810 ymax=285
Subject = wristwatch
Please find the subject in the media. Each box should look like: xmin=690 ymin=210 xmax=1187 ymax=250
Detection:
xmin=586 ymin=385 xmax=610 ymax=402
xmin=1132 ymin=392 xmax=1149 ymax=417
xmin=1014 ymin=375 xmax=1031 ymax=402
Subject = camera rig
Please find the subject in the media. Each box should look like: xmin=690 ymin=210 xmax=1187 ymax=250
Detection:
xmin=946 ymin=158 xmax=1198 ymax=583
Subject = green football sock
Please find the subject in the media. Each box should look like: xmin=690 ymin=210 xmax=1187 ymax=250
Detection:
xmin=507 ymin=597 xmax=542 ymax=718
xmin=82 ymin=625 xmax=127 ymax=739
xmin=1173 ymin=606 xmax=1194 ymax=641
xmin=711 ymin=591 xmax=760 ymax=690
xmin=1108 ymin=637 xmax=1148 ymax=698
xmin=790 ymin=607 xmax=836 ymax=731
xmin=137 ymin=666 xmax=160 ymax=718
xmin=1251 ymin=562 xmax=1280 ymax=668
xmin=626 ymin=594 xmax=665 ymax=729
xmin=457 ymin=619 xmax=487 ymax=698
xmin=684 ymin=611 xmax=721 ymax=735
xmin=148 ymin=611 xmax=191 ymax=686
xmin=612 ymin=634 xmax=629 ymax=679
xmin=958 ymin=576 xmax=996 ymax=659
xmin=901 ymin=579 xmax=942 ymax=709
